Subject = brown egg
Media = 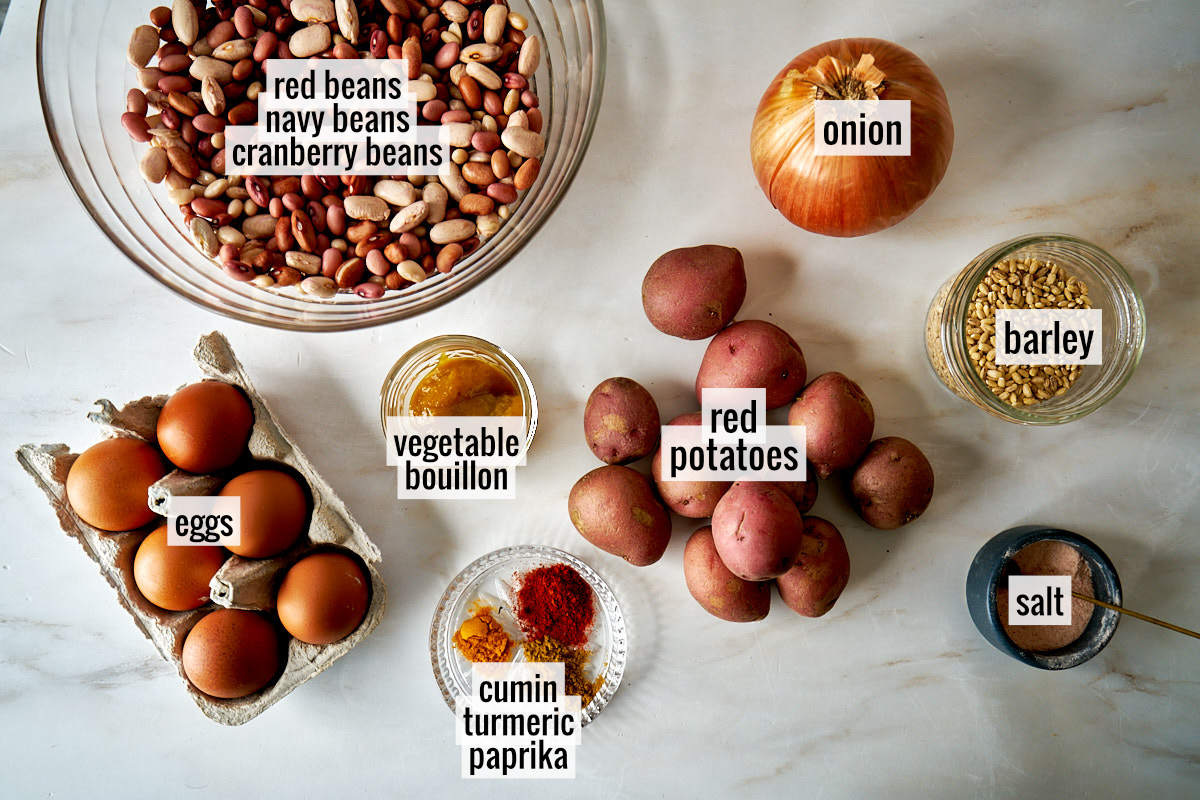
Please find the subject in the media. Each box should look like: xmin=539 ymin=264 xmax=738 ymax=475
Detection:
xmin=133 ymin=525 xmax=227 ymax=611
xmin=65 ymin=438 xmax=168 ymax=531
xmin=220 ymin=469 xmax=308 ymax=558
xmin=182 ymin=609 xmax=281 ymax=699
xmin=157 ymin=381 xmax=254 ymax=473
xmin=277 ymin=552 xmax=370 ymax=644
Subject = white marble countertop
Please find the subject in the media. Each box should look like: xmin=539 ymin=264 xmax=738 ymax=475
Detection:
xmin=1 ymin=0 xmax=1198 ymax=797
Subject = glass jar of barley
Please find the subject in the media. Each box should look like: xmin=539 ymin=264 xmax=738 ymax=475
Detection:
xmin=925 ymin=234 xmax=1145 ymax=424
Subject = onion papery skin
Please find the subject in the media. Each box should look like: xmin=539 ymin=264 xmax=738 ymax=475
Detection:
xmin=751 ymin=38 xmax=954 ymax=237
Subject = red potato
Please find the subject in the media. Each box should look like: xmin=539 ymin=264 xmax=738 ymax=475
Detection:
xmin=694 ymin=320 xmax=807 ymax=409
xmin=849 ymin=437 xmax=935 ymax=529
xmin=642 ymin=245 xmax=747 ymax=340
xmin=584 ymin=377 xmax=661 ymax=464
xmin=711 ymin=481 xmax=805 ymax=581
xmin=568 ymin=465 xmax=672 ymax=566
xmin=684 ymin=527 xmax=771 ymax=622
xmin=789 ymin=372 xmax=875 ymax=479
xmin=651 ymin=412 xmax=732 ymax=518
xmin=774 ymin=461 xmax=819 ymax=513
xmin=777 ymin=516 xmax=850 ymax=617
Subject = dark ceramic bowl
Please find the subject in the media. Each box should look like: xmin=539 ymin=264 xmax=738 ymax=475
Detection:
xmin=966 ymin=525 xmax=1122 ymax=670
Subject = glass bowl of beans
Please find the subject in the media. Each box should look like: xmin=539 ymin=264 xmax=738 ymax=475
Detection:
xmin=429 ymin=545 xmax=627 ymax=726
xmin=925 ymin=234 xmax=1146 ymax=424
xmin=37 ymin=0 xmax=606 ymax=331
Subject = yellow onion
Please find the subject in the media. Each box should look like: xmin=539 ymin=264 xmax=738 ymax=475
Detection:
xmin=751 ymin=38 xmax=954 ymax=237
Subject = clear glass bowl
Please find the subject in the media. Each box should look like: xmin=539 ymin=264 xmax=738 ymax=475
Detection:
xmin=925 ymin=234 xmax=1146 ymax=424
xmin=37 ymin=0 xmax=606 ymax=331
xmin=378 ymin=334 xmax=538 ymax=450
xmin=429 ymin=545 xmax=627 ymax=726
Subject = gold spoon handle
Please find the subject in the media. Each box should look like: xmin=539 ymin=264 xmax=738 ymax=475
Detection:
xmin=1072 ymin=592 xmax=1200 ymax=641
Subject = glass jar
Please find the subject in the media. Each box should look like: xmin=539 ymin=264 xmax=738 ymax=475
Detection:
xmin=380 ymin=335 xmax=538 ymax=449
xmin=925 ymin=234 xmax=1145 ymax=424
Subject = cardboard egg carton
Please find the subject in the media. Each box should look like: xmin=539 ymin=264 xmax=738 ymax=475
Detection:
xmin=15 ymin=332 xmax=387 ymax=726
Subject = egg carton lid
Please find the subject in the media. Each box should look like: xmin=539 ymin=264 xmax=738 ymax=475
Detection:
xmin=16 ymin=332 xmax=387 ymax=725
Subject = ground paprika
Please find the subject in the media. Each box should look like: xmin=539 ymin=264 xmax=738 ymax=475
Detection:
xmin=514 ymin=563 xmax=594 ymax=646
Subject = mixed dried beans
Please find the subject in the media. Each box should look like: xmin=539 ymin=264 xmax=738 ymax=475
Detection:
xmin=124 ymin=0 xmax=545 ymax=299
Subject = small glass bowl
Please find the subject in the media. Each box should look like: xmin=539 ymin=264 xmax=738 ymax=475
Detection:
xmin=925 ymin=234 xmax=1145 ymax=424
xmin=965 ymin=525 xmax=1122 ymax=670
xmin=379 ymin=335 xmax=537 ymax=450
xmin=429 ymin=545 xmax=627 ymax=726
xmin=37 ymin=0 xmax=606 ymax=331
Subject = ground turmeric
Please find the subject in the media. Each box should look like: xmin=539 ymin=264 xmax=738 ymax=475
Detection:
xmin=452 ymin=607 xmax=513 ymax=662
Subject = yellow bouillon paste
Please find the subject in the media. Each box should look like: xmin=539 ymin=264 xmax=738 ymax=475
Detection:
xmin=409 ymin=355 xmax=523 ymax=417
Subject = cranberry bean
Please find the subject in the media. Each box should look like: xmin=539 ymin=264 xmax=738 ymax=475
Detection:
xmin=246 ymin=176 xmax=270 ymax=207
xmin=282 ymin=192 xmax=304 ymax=212
xmin=306 ymin=200 xmax=328 ymax=232
xmin=292 ymin=209 xmax=317 ymax=251
xmin=223 ymin=261 xmax=255 ymax=281
xmin=355 ymin=282 xmax=385 ymax=299
xmin=440 ymin=109 xmax=471 ymax=123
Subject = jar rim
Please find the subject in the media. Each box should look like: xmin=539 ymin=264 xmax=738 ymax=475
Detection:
xmin=937 ymin=233 xmax=1146 ymax=425
xmin=379 ymin=335 xmax=538 ymax=449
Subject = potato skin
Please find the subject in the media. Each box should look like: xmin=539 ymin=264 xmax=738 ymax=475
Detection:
xmin=711 ymin=481 xmax=805 ymax=581
xmin=849 ymin=437 xmax=935 ymax=529
xmin=568 ymin=465 xmax=672 ymax=566
xmin=642 ymin=245 xmax=747 ymax=340
xmin=777 ymin=516 xmax=850 ymax=617
xmin=789 ymin=372 xmax=875 ymax=478
xmin=684 ymin=527 xmax=771 ymax=622
xmin=584 ymin=377 xmax=661 ymax=464
xmin=651 ymin=412 xmax=732 ymax=518
xmin=774 ymin=461 xmax=819 ymax=513
xmin=694 ymin=320 xmax=807 ymax=409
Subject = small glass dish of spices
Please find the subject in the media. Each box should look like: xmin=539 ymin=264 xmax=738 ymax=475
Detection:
xmin=380 ymin=335 xmax=537 ymax=448
xmin=430 ymin=545 xmax=626 ymax=725
xmin=925 ymin=234 xmax=1145 ymax=424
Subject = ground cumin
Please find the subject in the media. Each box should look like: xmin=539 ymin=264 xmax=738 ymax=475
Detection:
xmin=523 ymin=636 xmax=604 ymax=709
